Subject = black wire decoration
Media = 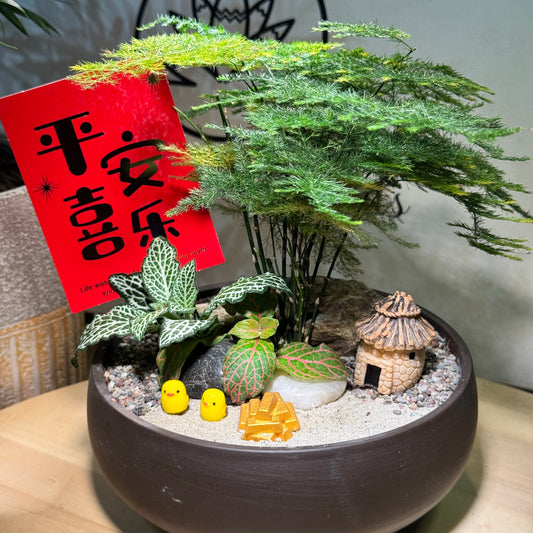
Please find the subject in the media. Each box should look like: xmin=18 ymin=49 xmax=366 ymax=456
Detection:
xmin=135 ymin=0 xmax=328 ymax=41
xmin=393 ymin=193 xmax=411 ymax=220
xmin=134 ymin=0 xmax=329 ymax=139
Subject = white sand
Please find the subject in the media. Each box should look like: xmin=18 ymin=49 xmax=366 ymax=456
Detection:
xmin=140 ymin=390 xmax=436 ymax=448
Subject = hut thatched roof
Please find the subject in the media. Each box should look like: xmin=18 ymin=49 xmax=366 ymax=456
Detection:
xmin=355 ymin=291 xmax=436 ymax=351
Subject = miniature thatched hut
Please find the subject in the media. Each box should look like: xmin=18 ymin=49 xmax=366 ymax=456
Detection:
xmin=354 ymin=291 xmax=436 ymax=395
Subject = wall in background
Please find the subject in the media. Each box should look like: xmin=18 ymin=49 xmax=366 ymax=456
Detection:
xmin=1 ymin=0 xmax=531 ymax=390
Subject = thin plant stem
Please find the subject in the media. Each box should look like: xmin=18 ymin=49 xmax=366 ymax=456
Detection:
xmin=215 ymin=96 xmax=230 ymax=132
xmin=310 ymin=235 xmax=327 ymax=286
xmin=305 ymin=232 xmax=348 ymax=342
xmin=242 ymin=210 xmax=262 ymax=275
xmin=281 ymin=221 xmax=288 ymax=280
xmin=284 ymin=225 xmax=306 ymax=341
xmin=298 ymin=232 xmax=317 ymax=335
xmin=253 ymin=215 xmax=268 ymax=272
xmin=173 ymin=108 xmax=209 ymax=143
xmin=302 ymin=233 xmax=317 ymax=279
xmin=269 ymin=220 xmax=281 ymax=276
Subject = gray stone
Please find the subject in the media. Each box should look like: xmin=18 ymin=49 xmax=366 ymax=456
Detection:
xmin=180 ymin=338 xmax=235 ymax=400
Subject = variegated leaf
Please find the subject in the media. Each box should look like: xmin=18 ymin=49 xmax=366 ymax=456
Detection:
xmin=229 ymin=318 xmax=261 ymax=339
xmin=276 ymin=342 xmax=348 ymax=380
xmin=224 ymin=291 xmax=277 ymax=317
xmin=229 ymin=317 xmax=279 ymax=340
xmin=142 ymin=237 xmax=180 ymax=303
xmin=258 ymin=317 xmax=279 ymax=339
xmin=222 ymin=338 xmax=276 ymax=404
xmin=109 ymin=271 xmax=152 ymax=311
xmin=169 ymin=259 xmax=198 ymax=314
xmin=77 ymin=305 xmax=141 ymax=351
xmin=159 ymin=316 xmax=216 ymax=348
xmin=130 ymin=306 xmax=167 ymax=340
xmin=202 ymin=272 xmax=291 ymax=317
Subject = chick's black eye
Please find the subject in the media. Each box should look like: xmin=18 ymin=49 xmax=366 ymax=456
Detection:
xmin=213 ymin=402 xmax=216 ymax=406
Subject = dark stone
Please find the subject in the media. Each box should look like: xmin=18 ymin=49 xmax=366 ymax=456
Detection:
xmin=180 ymin=338 xmax=235 ymax=400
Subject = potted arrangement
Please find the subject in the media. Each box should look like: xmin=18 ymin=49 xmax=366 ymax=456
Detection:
xmin=71 ymin=16 xmax=530 ymax=533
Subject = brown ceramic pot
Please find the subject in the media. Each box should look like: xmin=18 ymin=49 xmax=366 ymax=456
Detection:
xmin=87 ymin=301 xmax=477 ymax=533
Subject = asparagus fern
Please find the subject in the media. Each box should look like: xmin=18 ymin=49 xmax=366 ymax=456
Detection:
xmin=71 ymin=16 xmax=531 ymax=345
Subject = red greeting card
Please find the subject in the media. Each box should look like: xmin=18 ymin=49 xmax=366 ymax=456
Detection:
xmin=0 ymin=75 xmax=224 ymax=313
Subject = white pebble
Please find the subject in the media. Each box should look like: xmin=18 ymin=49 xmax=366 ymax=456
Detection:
xmin=264 ymin=370 xmax=347 ymax=410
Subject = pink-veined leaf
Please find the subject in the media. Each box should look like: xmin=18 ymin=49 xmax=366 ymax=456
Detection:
xmin=229 ymin=316 xmax=279 ymax=340
xmin=222 ymin=338 xmax=276 ymax=404
xmin=276 ymin=342 xmax=348 ymax=380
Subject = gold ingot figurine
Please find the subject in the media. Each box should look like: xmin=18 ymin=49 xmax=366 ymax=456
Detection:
xmin=239 ymin=392 xmax=300 ymax=442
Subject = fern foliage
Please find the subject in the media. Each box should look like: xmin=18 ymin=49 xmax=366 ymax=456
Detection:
xmin=71 ymin=16 xmax=531 ymax=342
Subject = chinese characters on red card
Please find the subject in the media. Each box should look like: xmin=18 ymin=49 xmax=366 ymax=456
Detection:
xmin=0 ymin=75 xmax=224 ymax=313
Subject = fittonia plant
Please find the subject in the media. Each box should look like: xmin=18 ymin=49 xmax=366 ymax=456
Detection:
xmin=75 ymin=237 xmax=346 ymax=404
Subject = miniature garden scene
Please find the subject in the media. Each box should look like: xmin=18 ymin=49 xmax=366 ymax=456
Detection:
xmin=78 ymin=237 xmax=461 ymax=446
xmin=70 ymin=15 xmax=529 ymax=447
xmin=1 ymin=6 xmax=531 ymax=533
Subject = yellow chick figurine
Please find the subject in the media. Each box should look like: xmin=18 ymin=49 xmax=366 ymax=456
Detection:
xmin=200 ymin=388 xmax=227 ymax=421
xmin=161 ymin=380 xmax=189 ymax=414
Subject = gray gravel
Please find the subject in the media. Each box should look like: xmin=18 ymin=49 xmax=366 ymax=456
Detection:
xmin=104 ymin=332 xmax=460 ymax=420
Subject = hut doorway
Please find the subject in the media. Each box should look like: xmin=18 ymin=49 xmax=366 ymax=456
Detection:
xmin=364 ymin=364 xmax=381 ymax=388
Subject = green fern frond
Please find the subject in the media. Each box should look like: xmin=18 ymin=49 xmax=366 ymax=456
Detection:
xmin=450 ymin=219 xmax=531 ymax=260
xmin=70 ymin=16 xmax=531 ymax=341
xmin=315 ymin=20 xmax=411 ymax=43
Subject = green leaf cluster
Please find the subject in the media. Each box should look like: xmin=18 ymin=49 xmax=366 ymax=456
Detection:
xmin=74 ymin=237 xmax=292 ymax=385
xmin=74 ymin=236 xmax=347 ymax=404
xmin=71 ymin=16 xmax=531 ymax=344
xmin=223 ymin=304 xmax=279 ymax=404
xmin=223 ymin=301 xmax=348 ymax=404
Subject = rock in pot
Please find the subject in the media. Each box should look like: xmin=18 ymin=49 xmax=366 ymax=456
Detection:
xmin=264 ymin=369 xmax=347 ymax=410
xmin=180 ymin=338 xmax=234 ymax=400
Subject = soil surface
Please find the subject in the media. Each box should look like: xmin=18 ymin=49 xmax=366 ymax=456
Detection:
xmin=104 ymin=332 xmax=460 ymax=447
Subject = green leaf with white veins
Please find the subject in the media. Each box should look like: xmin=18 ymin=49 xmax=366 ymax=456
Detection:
xmin=169 ymin=259 xmax=198 ymax=314
xmin=109 ymin=271 xmax=152 ymax=311
xmin=159 ymin=316 xmax=217 ymax=348
xmin=130 ymin=306 xmax=167 ymax=340
xmin=76 ymin=305 xmax=141 ymax=351
xmin=142 ymin=238 xmax=180 ymax=303
xmin=202 ymin=272 xmax=291 ymax=316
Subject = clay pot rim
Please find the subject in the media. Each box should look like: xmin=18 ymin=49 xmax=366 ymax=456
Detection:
xmin=91 ymin=298 xmax=473 ymax=454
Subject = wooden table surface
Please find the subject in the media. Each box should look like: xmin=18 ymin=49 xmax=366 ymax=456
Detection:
xmin=1 ymin=378 xmax=532 ymax=533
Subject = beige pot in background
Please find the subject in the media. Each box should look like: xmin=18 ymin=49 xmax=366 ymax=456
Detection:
xmin=0 ymin=186 xmax=88 ymax=409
